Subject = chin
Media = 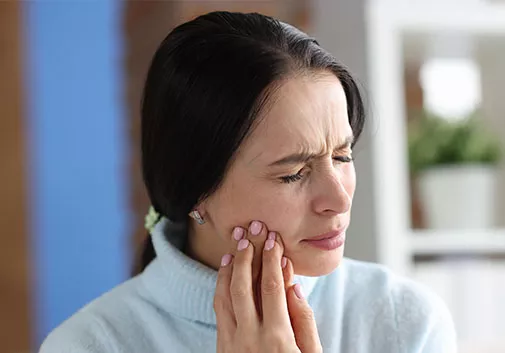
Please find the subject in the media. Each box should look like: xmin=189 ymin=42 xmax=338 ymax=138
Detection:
xmin=293 ymin=246 xmax=345 ymax=277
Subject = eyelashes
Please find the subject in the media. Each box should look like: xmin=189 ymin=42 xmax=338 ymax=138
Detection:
xmin=334 ymin=156 xmax=354 ymax=163
xmin=279 ymin=155 xmax=354 ymax=184
xmin=280 ymin=173 xmax=304 ymax=184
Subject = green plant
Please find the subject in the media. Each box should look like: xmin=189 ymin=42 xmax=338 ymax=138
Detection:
xmin=408 ymin=110 xmax=502 ymax=174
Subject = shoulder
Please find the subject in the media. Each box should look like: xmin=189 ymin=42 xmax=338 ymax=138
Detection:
xmin=339 ymin=258 xmax=457 ymax=352
xmin=340 ymin=257 xmax=445 ymax=308
xmin=39 ymin=309 xmax=113 ymax=353
xmin=39 ymin=275 xmax=154 ymax=353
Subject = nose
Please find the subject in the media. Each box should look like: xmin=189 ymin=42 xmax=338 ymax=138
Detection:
xmin=311 ymin=168 xmax=352 ymax=216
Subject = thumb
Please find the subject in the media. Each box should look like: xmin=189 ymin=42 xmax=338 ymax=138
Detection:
xmin=287 ymin=284 xmax=322 ymax=353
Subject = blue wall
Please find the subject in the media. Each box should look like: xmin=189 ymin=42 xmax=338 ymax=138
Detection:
xmin=23 ymin=1 xmax=130 ymax=344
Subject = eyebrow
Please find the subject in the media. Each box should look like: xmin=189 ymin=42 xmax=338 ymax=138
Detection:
xmin=268 ymin=135 xmax=354 ymax=167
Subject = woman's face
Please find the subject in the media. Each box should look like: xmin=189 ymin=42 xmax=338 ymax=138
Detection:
xmin=203 ymin=72 xmax=355 ymax=276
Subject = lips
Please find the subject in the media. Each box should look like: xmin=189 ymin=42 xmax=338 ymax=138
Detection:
xmin=301 ymin=227 xmax=347 ymax=251
xmin=304 ymin=227 xmax=347 ymax=241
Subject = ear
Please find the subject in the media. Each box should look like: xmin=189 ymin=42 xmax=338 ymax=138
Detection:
xmin=194 ymin=198 xmax=208 ymax=217
xmin=188 ymin=198 xmax=208 ymax=225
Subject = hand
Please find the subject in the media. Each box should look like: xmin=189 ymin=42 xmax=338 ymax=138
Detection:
xmin=214 ymin=221 xmax=323 ymax=353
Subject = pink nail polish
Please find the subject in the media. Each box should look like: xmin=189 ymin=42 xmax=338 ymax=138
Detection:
xmin=281 ymin=257 xmax=287 ymax=268
xmin=232 ymin=227 xmax=244 ymax=241
xmin=237 ymin=239 xmax=249 ymax=251
xmin=294 ymin=283 xmax=304 ymax=299
xmin=268 ymin=232 xmax=276 ymax=241
xmin=250 ymin=221 xmax=262 ymax=236
xmin=264 ymin=239 xmax=275 ymax=251
xmin=221 ymin=254 xmax=232 ymax=267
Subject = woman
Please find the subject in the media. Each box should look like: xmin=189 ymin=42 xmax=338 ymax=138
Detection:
xmin=40 ymin=11 xmax=456 ymax=353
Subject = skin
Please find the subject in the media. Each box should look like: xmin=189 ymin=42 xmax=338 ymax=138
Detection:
xmin=214 ymin=228 xmax=323 ymax=352
xmin=185 ymin=71 xmax=356 ymax=278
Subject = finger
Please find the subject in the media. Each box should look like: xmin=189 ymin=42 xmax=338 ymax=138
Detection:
xmin=231 ymin=226 xmax=246 ymax=243
xmin=214 ymin=253 xmax=236 ymax=343
xmin=229 ymin=226 xmax=245 ymax=263
xmin=245 ymin=221 xmax=269 ymax=316
xmin=231 ymin=223 xmax=266 ymax=286
xmin=287 ymin=284 xmax=322 ymax=353
xmin=229 ymin=238 xmax=259 ymax=329
xmin=246 ymin=221 xmax=268 ymax=285
xmin=282 ymin=257 xmax=294 ymax=290
xmin=261 ymin=232 xmax=291 ymax=329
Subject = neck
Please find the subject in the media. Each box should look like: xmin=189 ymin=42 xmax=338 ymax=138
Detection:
xmin=185 ymin=222 xmax=229 ymax=271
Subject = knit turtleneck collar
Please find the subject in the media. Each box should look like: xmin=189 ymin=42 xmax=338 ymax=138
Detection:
xmin=141 ymin=217 xmax=321 ymax=326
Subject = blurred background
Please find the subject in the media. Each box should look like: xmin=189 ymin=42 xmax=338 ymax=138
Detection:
xmin=1 ymin=0 xmax=505 ymax=352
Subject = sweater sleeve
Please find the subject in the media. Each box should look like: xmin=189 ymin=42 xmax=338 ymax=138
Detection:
xmin=39 ymin=312 xmax=115 ymax=353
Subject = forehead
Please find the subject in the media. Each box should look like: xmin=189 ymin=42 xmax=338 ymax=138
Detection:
xmin=239 ymin=73 xmax=352 ymax=164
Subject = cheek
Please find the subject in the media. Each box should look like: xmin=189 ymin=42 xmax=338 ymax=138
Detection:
xmin=240 ymin=184 xmax=304 ymax=233
xmin=258 ymin=189 xmax=305 ymax=235
xmin=207 ymin=175 xmax=279 ymax=227
xmin=209 ymin=183 xmax=254 ymax=232
xmin=211 ymin=178 xmax=305 ymax=240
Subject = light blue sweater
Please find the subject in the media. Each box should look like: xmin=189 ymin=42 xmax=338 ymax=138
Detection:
xmin=40 ymin=218 xmax=457 ymax=352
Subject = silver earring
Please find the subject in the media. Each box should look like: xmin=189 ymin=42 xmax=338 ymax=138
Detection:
xmin=189 ymin=210 xmax=205 ymax=225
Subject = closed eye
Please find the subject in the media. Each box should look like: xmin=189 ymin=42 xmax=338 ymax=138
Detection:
xmin=279 ymin=170 xmax=305 ymax=184
xmin=333 ymin=155 xmax=353 ymax=163
xmin=280 ymin=155 xmax=353 ymax=184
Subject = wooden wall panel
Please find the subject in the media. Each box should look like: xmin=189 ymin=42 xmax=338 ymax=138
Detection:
xmin=0 ymin=2 xmax=32 ymax=352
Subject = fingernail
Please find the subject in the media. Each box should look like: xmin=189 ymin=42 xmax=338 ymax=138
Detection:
xmin=221 ymin=254 xmax=232 ymax=267
xmin=237 ymin=239 xmax=249 ymax=251
xmin=232 ymin=227 xmax=244 ymax=241
xmin=264 ymin=239 xmax=275 ymax=251
xmin=249 ymin=221 xmax=262 ymax=236
xmin=267 ymin=231 xmax=276 ymax=241
xmin=281 ymin=257 xmax=287 ymax=268
xmin=294 ymin=283 xmax=304 ymax=299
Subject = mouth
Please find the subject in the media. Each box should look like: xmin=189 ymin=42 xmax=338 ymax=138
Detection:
xmin=301 ymin=227 xmax=347 ymax=251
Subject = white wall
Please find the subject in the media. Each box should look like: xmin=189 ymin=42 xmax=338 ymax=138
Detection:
xmin=477 ymin=39 xmax=505 ymax=227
